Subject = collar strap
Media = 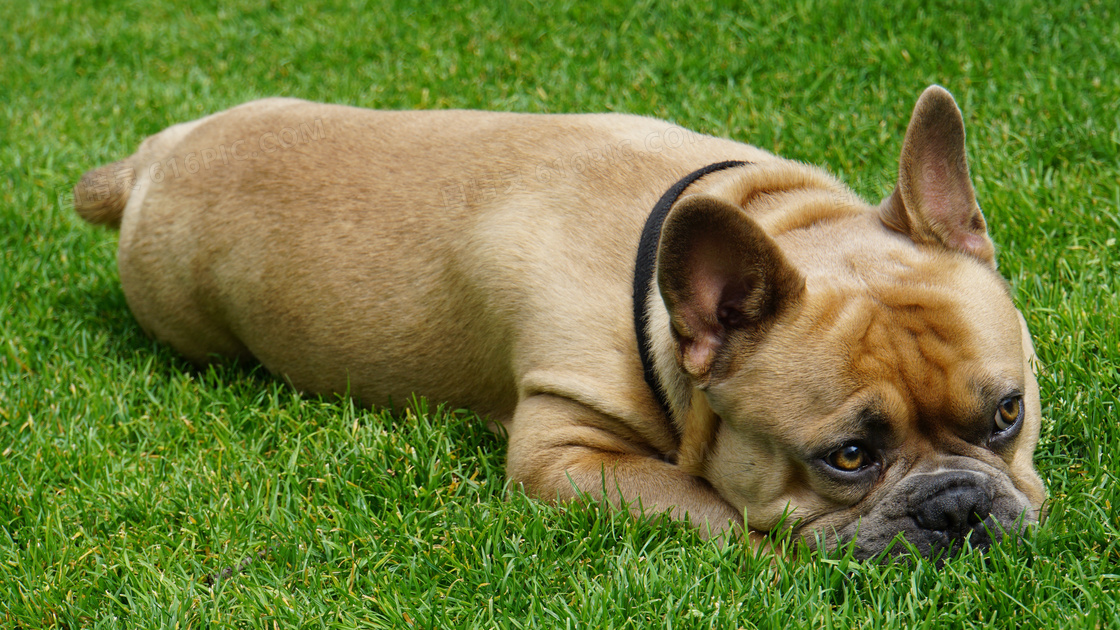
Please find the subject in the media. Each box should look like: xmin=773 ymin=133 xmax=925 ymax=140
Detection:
xmin=632 ymin=160 xmax=749 ymax=427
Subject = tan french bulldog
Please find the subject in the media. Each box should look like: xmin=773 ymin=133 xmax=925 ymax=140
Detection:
xmin=74 ymin=85 xmax=1045 ymax=559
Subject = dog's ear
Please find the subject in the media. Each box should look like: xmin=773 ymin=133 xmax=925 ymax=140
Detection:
xmin=880 ymin=85 xmax=995 ymax=265
xmin=657 ymin=194 xmax=804 ymax=381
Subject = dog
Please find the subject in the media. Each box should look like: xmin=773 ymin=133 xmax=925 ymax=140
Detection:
xmin=74 ymin=85 xmax=1045 ymax=559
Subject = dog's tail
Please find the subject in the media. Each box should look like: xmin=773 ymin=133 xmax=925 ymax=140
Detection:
xmin=73 ymin=158 xmax=137 ymax=229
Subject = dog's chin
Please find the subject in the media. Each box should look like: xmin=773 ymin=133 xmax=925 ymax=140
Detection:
xmin=799 ymin=515 xmax=1039 ymax=565
xmin=796 ymin=469 xmax=1039 ymax=563
xmin=847 ymin=516 xmax=1036 ymax=564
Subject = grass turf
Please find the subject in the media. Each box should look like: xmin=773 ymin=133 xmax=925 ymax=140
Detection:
xmin=2 ymin=0 xmax=1119 ymax=627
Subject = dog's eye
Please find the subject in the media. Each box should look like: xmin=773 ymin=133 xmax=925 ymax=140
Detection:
xmin=826 ymin=444 xmax=872 ymax=473
xmin=994 ymin=395 xmax=1024 ymax=433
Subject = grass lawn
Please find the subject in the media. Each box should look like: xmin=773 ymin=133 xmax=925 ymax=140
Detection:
xmin=3 ymin=0 xmax=1119 ymax=627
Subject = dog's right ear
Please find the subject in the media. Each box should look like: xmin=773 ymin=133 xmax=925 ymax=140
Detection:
xmin=656 ymin=195 xmax=805 ymax=382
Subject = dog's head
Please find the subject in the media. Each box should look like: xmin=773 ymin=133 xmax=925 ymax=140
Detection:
xmin=656 ymin=86 xmax=1045 ymax=559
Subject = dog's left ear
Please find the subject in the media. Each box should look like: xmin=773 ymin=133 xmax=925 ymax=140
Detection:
xmin=880 ymin=85 xmax=995 ymax=265
xmin=657 ymin=195 xmax=805 ymax=382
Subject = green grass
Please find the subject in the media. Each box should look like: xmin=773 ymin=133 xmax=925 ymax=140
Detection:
xmin=2 ymin=0 xmax=1119 ymax=627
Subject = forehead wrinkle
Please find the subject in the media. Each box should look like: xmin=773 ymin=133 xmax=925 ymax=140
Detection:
xmin=840 ymin=282 xmax=980 ymax=432
xmin=800 ymin=390 xmax=897 ymax=451
xmin=769 ymin=250 xmax=1011 ymax=449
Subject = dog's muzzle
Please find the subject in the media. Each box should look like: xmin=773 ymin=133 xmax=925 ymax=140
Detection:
xmin=831 ymin=464 xmax=1036 ymax=562
xmin=905 ymin=471 xmax=998 ymax=555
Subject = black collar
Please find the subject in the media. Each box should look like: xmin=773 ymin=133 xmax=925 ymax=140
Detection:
xmin=632 ymin=160 xmax=749 ymax=428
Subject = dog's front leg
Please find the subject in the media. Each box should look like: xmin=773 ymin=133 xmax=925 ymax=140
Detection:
xmin=504 ymin=393 xmax=744 ymax=539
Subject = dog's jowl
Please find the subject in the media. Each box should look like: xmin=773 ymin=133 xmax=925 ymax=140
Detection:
xmin=75 ymin=86 xmax=1046 ymax=559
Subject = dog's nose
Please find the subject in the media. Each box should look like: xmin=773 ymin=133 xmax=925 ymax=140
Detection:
xmin=910 ymin=478 xmax=993 ymax=537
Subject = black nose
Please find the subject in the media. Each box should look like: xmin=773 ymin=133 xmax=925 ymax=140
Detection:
xmin=911 ymin=478 xmax=993 ymax=537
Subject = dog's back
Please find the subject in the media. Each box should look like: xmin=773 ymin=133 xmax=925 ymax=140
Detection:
xmin=74 ymin=99 xmax=771 ymax=421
